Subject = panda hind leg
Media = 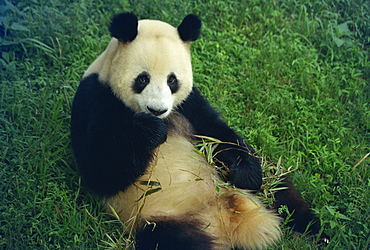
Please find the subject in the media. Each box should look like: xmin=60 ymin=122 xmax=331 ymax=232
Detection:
xmin=135 ymin=216 xmax=216 ymax=250
xmin=219 ymin=191 xmax=281 ymax=250
xmin=274 ymin=177 xmax=330 ymax=243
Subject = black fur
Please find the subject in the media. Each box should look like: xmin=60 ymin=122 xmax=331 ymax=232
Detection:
xmin=274 ymin=177 xmax=322 ymax=235
xmin=167 ymin=73 xmax=179 ymax=93
xmin=274 ymin=177 xmax=330 ymax=244
xmin=133 ymin=72 xmax=150 ymax=94
xmin=109 ymin=12 xmax=138 ymax=42
xmin=177 ymin=87 xmax=262 ymax=190
xmin=71 ymin=74 xmax=167 ymax=196
xmin=71 ymin=13 xmax=326 ymax=245
xmin=71 ymin=75 xmax=262 ymax=195
xmin=176 ymin=88 xmax=326 ymax=238
xmin=177 ymin=14 xmax=202 ymax=42
xmin=136 ymin=217 xmax=216 ymax=250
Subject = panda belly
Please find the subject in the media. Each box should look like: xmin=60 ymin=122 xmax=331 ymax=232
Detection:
xmin=105 ymin=134 xmax=218 ymax=226
xmin=139 ymin=135 xmax=219 ymax=216
xmin=105 ymin=134 xmax=281 ymax=249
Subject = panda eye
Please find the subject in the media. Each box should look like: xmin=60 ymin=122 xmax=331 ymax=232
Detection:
xmin=138 ymin=74 xmax=150 ymax=85
xmin=133 ymin=73 xmax=150 ymax=93
xmin=167 ymin=74 xmax=179 ymax=93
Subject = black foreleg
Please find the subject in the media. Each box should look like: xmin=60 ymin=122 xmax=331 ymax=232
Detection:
xmin=71 ymin=74 xmax=167 ymax=197
xmin=177 ymin=87 xmax=262 ymax=190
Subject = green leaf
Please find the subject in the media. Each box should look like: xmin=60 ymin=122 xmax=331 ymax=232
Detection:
xmin=329 ymin=220 xmax=338 ymax=229
xmin=137 ymin=187 xmax=162 ymax=201
xmin=337 ymin=213 xmax=351 ymax=221
xmin=0 ymin=1 xmax=16 ymax=13
xmin=9 ymin=23 xmax=29 ymax=31
xmin=2 ymin=52 xmax=9 ymax=62
xmin=139 ymin=181 xmax=161 ymax=186
xmin=325 ymin=205 xmax=336 ymax=216
xmin=336 ymin=22 xmax=351 ymax=36
xmin=333 ymin=36 xmax=345 ymax=47
xmin=144 ymin=187 xmax=162 ymax=196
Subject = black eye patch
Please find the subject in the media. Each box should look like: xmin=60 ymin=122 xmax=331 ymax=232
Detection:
xmin=133 ymin=72 xmax=150 ymax=93
xmin=168 ymin=73 xmax=179 ymax=93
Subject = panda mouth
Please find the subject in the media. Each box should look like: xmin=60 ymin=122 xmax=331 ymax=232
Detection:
xmin=147 ymin=106 xmax=168 ymax=117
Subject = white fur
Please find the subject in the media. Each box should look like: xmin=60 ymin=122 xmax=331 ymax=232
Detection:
xmin=83 ymin=20 xmax=193 ymax=118
xmin=85 ymin=17 xmax=281 ymax=249
xmin=105 ymin=135 xmax=281 ymax=249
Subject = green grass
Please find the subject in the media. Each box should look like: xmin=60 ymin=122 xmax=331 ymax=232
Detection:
xmin=1 ymin=0 xmax=369 ymax=249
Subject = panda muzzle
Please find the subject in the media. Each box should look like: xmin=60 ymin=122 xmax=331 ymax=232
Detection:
xmin=147 ymin=106 xmax=168 ymax=117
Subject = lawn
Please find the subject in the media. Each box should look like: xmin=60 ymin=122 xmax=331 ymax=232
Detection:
xmin=1 ymin=0 xmax=369 ymax=249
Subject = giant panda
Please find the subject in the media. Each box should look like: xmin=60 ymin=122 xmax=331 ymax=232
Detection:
xmin=71 ymin=13 xmax=324 ymax=249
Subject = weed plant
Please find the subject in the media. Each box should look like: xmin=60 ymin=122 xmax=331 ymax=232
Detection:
xmin=1 ymin=0 xmax=369 ymax=249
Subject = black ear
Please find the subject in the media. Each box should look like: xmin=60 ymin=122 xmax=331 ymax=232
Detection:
xmin=109 ymin=12 xmax=138 ymax=42
xmin=177 ymin=14 xmax=202 ymax=42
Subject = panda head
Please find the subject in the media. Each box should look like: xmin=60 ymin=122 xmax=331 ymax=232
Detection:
xmin=100 ymin=13 xmax=201 ymax=118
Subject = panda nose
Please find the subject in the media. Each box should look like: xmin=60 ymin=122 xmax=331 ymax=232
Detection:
xmin=147 ymin=107 xmax=167 ymax=116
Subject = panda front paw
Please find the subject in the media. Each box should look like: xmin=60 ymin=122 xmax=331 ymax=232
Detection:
xmin=217 ymin=149 xmax=262 ymax=191
xmin=227 ymin=161 xmax=262 ymax=190
xmin=133 ymin=112 xmax=168 ymax=146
